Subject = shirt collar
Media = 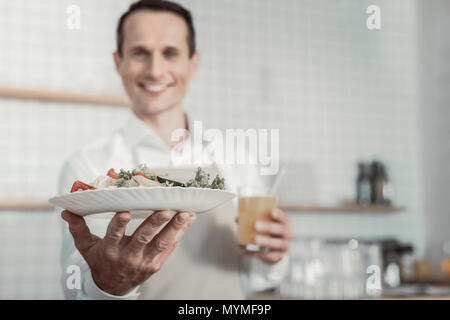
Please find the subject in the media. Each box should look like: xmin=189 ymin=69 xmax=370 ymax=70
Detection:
xmin=121 ymin=110 xmax=197 ymax=149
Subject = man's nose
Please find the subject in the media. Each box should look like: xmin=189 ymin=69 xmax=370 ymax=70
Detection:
xmin=145 ymin=53 xmax=166 ymax=80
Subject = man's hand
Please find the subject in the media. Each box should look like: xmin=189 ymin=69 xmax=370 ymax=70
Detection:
xmin=239 ymin=208 xmax=292 ymax=265
xmin=61 ymin=209 xmax=196 ymax=296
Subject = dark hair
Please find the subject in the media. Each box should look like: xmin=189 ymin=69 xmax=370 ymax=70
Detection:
xmin=116 ymin=0 xmax=196 ymax=58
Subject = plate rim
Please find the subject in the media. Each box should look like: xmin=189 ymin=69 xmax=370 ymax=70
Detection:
xmin=49 ymin=186 xmax=235 ymax=203
xmin=48 ymin=186 xmax=236 ymax=215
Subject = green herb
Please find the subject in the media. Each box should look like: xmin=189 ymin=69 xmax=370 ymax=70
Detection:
xmin=115 ymin=169 xmax=135 ymax=187
xmin=185 ymin=167 xmax=225 ymax=190
xmin=209 ymin=175 xmax=225 ymax=190
xmin=113 ymin=166 xmax=226 ymax=190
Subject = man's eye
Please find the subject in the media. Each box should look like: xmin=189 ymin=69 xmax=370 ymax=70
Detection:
xmin=164 ymin=51 xmax=178 ymax=59
xmin=134 ymin=50 xmax=148 ymax=57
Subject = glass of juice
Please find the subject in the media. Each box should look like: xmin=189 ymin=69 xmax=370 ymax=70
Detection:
xmin=238 ymin=186 xmax=279 ymax=252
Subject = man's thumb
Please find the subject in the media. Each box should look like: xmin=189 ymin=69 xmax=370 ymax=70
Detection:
xmin=61 ymin=210 xmax=95 ymax=253
xmin=61 ymin=210 xmax=73 ymax=222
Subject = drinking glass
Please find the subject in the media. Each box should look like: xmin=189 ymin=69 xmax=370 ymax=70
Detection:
xmin=238 ymin=186 xmax=278 ymax=252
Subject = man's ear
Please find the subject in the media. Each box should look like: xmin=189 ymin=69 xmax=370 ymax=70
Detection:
xmin=113 ymin=51 xmax=121 ymax=73
xmin=190 ymin=52 xmax=201 ymax=79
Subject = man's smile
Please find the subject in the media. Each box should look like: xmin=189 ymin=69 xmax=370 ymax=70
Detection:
xmin=139 ymin=83 xmax=173 ymax=94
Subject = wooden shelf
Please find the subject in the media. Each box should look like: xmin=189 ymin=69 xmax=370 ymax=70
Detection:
xmin=0 ymin=85 xmax=130 ymax=107
xmin=0 ymin=201 xmax=55 ymax=211
xmin=402 ymin=278 xmax=450 ymax=287
xmin=280 ymin=203 xmax=405 ymax=213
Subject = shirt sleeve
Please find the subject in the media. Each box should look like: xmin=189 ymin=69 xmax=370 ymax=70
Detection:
xmin=58 ymin=157 xmax=141 ymax=300
xmin=239 ymin=253 xmax=290 ymax=294
xmin=80 ymin=270 xmax=140 ymax=300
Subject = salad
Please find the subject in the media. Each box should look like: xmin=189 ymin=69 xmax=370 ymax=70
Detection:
xmin=70 ymin=164 xmax=226 ymax=193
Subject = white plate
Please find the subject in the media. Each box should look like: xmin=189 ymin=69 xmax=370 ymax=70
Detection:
xmin=49 ymin=187 xmax=235 ymax=217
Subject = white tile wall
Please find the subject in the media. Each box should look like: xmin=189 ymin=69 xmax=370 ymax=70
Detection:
xmin=417 ymin=0 xmax=450 ymax=274
xmin=0 ymin=0 xmax=424 ymax=298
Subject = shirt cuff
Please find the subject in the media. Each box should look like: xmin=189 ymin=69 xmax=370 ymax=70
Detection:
xmin=80 ymin=270 xmax=141 ymax=300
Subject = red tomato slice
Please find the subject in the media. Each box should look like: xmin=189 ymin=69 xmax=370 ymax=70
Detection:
xmin=134 ymin=172 xmax=149 ymax=179
xmin=70 ymin=180 xmax=94 ymax=193
xmin=107 ymin=168 xmax=118 ymax=179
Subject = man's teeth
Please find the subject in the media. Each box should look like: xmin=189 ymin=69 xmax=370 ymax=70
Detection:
xmin=144 ymin=84 xmax=167 ymax=92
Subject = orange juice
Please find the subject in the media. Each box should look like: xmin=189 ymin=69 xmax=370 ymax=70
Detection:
xmin=238 ymin=196 xmax=278 ymax=248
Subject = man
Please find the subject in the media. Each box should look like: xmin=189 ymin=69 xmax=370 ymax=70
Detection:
xmin=59 ymin=0 xmax=292 ymax=299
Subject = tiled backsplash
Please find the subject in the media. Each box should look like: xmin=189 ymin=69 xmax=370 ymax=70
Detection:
xmin=417 ymin=0 xmax=450 ymax=272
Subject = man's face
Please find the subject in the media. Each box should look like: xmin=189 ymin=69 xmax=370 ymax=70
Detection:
xmin=114 ymin=10 xmax=199 ymax=116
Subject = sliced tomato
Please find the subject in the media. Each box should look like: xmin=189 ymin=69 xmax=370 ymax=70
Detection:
xmin=70 ymin=180 xmax=94 ymax=193
xmin=107 ymin=168 xmax=118 ymax=179
xmin=134 ymin=171 xmax=149 ymax=179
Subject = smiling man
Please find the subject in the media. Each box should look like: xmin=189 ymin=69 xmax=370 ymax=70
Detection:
xmin=59 ymin=0 xmax=292 ymax=300
xmin=114 ymin=4 xmax=199 ymax=147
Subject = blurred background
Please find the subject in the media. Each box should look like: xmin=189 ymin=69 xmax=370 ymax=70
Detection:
xmin=0 ymin=0 xmax=449 ymax=299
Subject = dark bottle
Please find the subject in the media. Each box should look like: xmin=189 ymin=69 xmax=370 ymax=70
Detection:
xmin=356 ymin=162 xmax=372 ymax=206
xmin=371 ymin=161 xmax=389 ymax=205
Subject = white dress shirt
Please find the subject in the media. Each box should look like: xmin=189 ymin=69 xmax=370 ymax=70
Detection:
xmin=58 ymin=110 xmax=288 ymax=300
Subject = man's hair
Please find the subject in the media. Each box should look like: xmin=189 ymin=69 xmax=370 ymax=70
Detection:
xmin=116 ymin=0 xmax=196 ymax=58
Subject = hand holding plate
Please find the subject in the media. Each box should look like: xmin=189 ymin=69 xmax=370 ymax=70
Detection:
xmin=61 ymin=209 xmax=196 ymax=296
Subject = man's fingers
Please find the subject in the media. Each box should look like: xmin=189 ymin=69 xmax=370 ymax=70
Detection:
xmin=254 ymin=221 xmax=290 ymax=238
xmin=255 ymin=235 xmax=290 ymax=252
xmin=239 ymin=208 xmax=291 ymax=265
xmin=145 ymin=211 xmax=196 ymax=261
xmin=127 ymin=210 xmax=173 ymax=254
xmin=61 ymin=210 xmax=98 ymax=254
xmin=104 ymin=211 xmax=132 ymax=247
xmin=270 ymin=208 xmax=289 ymax=225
